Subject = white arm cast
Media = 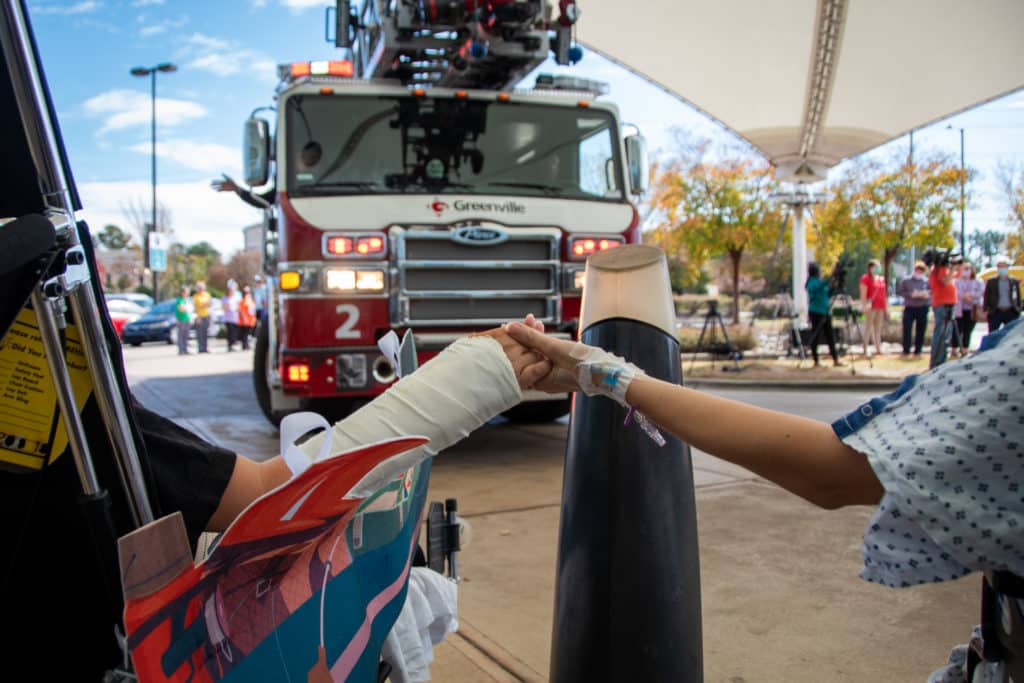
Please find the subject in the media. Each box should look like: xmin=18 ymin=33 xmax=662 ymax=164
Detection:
xmin=299 ymin=336 xmax=522 ymax=497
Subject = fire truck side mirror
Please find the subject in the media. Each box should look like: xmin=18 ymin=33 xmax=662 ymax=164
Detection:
xmin=244 ymin=117 xmax=271 ymax=188
xmin=625 ymin=134 xmax=649 ymax=196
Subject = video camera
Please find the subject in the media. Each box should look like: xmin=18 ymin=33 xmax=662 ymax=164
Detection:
xmin=922 ymin=247 xmax=963 ymax=269
xmin=829 ymin=255 xmax=852 ymax=291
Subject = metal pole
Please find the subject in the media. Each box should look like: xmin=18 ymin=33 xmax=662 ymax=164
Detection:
xmin=791 ymin=203 xmax=808 ymax=323
xmin=3 ymin=0 xmax=154 ymax=524
xmin=150 ymin=69 xmax=158 ymax=301
xmin=959 ymin=128 xmax=966 ymax=257
xmin=30 ymin=289 xmax=101 ymax=495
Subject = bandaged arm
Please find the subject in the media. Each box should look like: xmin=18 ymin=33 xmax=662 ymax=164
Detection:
xmin=207 ymin=337 xmax=522 ymax=530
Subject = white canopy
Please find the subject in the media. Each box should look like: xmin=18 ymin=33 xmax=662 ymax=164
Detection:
xmin=578 ymin=0 xmax=1024 ymax=181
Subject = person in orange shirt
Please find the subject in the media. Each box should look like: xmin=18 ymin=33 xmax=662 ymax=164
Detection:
xmin=928 ymin=256 xmax=959 ymax=368
xmin=238 ymin=285 xmax=257 ymax=351
xmin=859 ymin=260 xmax=887 ymax=356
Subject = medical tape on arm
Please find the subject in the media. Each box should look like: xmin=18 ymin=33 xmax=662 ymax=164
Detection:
xmin=298 ymin=336 xmax=522 ymax=497
xmin=570 ymin=343 xmax=644 ymax=407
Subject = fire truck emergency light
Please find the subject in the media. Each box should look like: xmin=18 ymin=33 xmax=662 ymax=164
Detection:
xmin=356 ymin=236 xmax=384 ymax=255
xmin=286 ymin=363 xmax=310 ymax=383
xmin=280 ymin=271 xmax=302 ymax=290
xmin=327 ymin=236 xmax=353 ymax=255
xmin=289 ymin=60 xmax=353 ymax=79
xmin=568 ymin=235 xmax=623 ymax=259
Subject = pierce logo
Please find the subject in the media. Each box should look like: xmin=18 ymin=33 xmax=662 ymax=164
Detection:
xmin=429 ymin=200 xmax=449 ymax=217
xmin=452 ymin=226 xmax=508 ymax=246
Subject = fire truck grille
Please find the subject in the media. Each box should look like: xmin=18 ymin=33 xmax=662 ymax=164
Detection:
xmin=395 ymin=227 xmax=560 ymax=326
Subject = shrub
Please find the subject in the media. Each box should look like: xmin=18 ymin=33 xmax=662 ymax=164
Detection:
xmin=678 ymin=324 xmax=757 ymax=354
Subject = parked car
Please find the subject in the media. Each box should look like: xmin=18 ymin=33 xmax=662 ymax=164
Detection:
xmin=121 ymin=299 xmax=181 ymax=346
xmin=104 ymin=298 xmax=147 ymax=337
xmin=105 ymin=292 xmax=154 ymax=310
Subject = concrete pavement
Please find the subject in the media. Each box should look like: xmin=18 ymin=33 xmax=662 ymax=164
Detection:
xmin=123 ymin=340 xmax=978 ymax=682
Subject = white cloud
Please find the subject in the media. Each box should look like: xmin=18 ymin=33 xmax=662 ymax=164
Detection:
xmin=78 ymin=180 xmax=258 ymax=256
xmin=32 ymin=1 xmax=101 ymax=15
xmin=128 ymin=139 xmax=240 ymax=174
xmin=280 ymin=0 xmax=323 ymax=10
xmin=185 ymin=32 xmax=230 ymax=51
xmin=132 ymin=0 xmax=165 ymax=6
xmin=83 ymin=89 xmax=207 ymax=134
xmin=178 ymin=33 xmax=277 ymax=82
xmin=138 ymin=14 xmax=187 ymax=37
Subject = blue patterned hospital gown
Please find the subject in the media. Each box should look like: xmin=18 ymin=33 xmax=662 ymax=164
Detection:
xmin=831 ymin=320 xmax=1023 ymax=682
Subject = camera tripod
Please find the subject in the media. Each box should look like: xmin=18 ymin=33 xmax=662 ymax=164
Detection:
xmin=801 ymin=292 xmax=873 ymax=374
xmin=688 ymin=300 xmax=741 ymax=373
xmin=932 ymin=303 xmax=966 ymax=366
xmin=764 ymin=291 xmax=807 ymax=360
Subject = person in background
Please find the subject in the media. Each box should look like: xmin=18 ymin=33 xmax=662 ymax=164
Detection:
xmin=983 ymin=255 xmax=1022 ymax=333
xmin=174 ymin=286 xmax=191 ymax=356
xmin=805 ymin=262 xmax=842 ymax=368
xmin=928 ymin=255 xmax=958 ymax=369
xmin=953 ymin=261 xmax=984 ymax=356
xmin=211 ymin=174 xmax=275 ymax=209
xmin=193 ymin=281 xmax=211 ymax=354
xmin=238 ymin=285 xmax=256 ymax=351
xmin=897 ymin=261 xmax=930 ymax=358
xmin=252 ymin=274 xmax=266 ymax=324
xmin=859 ymin=259 xmax=886 ymax=356
xmin=221 ymin=280 xmax=241 ymax=352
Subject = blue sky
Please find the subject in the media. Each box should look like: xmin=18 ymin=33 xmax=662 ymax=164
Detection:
xmin=28 ymin=0 xmax=1024 ymax=258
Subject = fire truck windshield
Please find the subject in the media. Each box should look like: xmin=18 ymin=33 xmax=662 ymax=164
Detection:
xmin=285 ymin=94 xmax=624 ymax=201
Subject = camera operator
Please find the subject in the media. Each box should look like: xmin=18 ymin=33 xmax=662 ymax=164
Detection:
xmin=927 ymin=250 xmax=959 ymax=369
xmin=896 ymin=261 xmax=930 ymax=357
xmin=805 ymin=262 xmax=843 ymax=367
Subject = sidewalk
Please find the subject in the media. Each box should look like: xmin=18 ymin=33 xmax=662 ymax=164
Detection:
xmin=683 ymin=342 xmax=947 ymax=389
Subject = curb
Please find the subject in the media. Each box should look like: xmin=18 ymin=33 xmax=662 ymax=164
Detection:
xmin=685 ymin=377 xmax=903 ymax=391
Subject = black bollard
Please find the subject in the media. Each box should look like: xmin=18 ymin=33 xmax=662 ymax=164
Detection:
xmin=549 ymin=245 xmax=703 ymax=682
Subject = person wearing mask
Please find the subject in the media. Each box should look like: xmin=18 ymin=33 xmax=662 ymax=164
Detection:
xmin=859 ymin=260 xmax=886 ymax=357
xmin=983 ymin=255 xmax=1021 ymax=332
xmin=804 ymin=262 xmax=842 ymax=367
xmin=896 ymin=261 xmax=930 ymax=357
xmin=193 ymin=281 xmax=212 ymax=354
xmin=173 ymin=285 xmax=191 ymax=356
xmin=953 ymin=261 xmax=984 ymax=355
xmin=221 ymin=280 xmax=241 ymax=352
xmin=928 ymin=256 xmax=959 ymax=369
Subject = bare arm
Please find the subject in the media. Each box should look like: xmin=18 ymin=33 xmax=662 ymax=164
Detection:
xmin=205 ymin=329 xmax=550 ymax=532
xmin=506 ymin=321 xmax=883 ymax=510
xmin=624 ymin=375 xmax=882 ymax=509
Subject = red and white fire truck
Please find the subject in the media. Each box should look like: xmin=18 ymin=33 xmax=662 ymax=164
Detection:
xmin=244 ymin=0 xmax=649 ymax=425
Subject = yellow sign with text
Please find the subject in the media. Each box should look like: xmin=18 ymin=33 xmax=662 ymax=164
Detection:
xmin=0 ymin=307 xmax=93 ymax=471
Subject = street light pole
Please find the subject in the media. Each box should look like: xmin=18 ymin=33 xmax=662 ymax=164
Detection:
xmin=948 ymin=125 xmax=966 ymax=256
xmin=130 ymin=62 xmax=176 ymax=301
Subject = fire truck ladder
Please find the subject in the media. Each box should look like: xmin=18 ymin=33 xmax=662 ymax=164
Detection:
xmin=327 ymin=0 xmax=581 ymax=90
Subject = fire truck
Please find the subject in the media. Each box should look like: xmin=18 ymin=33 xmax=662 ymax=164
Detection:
xmin=244 ymin=0 xmax=649 ymax=425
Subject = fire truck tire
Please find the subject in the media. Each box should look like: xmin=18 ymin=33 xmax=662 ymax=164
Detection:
xmin=502 ymin=398 xmax=571 ymax=423
xmin=253 ymin=322 xmax=286 ymax=427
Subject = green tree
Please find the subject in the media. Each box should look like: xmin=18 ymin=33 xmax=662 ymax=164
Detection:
xmin=96 ymin=223 xmax=133 ymax=250
xmin=968 ymin=228 xmax=1006 ymax=268
xmin=849 ymin=153 xmax=965 ymax=284
xmin=996 ymin=162 xmax=1024 ymax=263
xmin=651 ymin=143 xmax=784 ymax=323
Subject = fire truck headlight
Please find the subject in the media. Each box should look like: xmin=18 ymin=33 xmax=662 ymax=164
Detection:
xmin=355 ymin=270 xmax=385 ymax=291
xmin=325 ymin=268 xmax=357 ymax=291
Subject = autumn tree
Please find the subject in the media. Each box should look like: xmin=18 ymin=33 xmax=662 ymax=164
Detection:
xmin=95 ymin=223 xmax=133 ymax=250
xmin=651 ymin=139 xmax=784 ymax=322
xmin=996 ymin=162 xmax=1024 ymax=263
xmin=848 ymin=153 xmax=965 ymax=284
